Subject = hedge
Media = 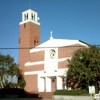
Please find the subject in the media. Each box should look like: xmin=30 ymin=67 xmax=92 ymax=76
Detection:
xmin=53 ymin=90 xmax=89 ymax=95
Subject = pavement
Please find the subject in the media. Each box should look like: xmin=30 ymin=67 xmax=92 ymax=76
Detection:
xmin=0 ymin=98 xmax=70 ymax=100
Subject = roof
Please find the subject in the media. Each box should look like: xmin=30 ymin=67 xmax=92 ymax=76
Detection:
xmin=30 ymin=38 xmax=88 ymax=53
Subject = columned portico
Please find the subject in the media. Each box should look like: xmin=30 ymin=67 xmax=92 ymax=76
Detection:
xmin=38 ymin=74 xmax=66 ymax=92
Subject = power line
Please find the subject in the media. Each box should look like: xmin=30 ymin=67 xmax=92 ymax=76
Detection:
xmin=0 ymin=45 xmax=100 ymax=49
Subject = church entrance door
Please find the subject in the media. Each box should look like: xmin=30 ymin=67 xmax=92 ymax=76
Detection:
xmin=51 ymin=77 xmax=56 ymax=92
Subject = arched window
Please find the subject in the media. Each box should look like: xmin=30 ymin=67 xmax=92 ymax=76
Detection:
xmin=24 ymin=13 xmax=28 ymax=21
xmin=31 ymin=13 xmax=35 ymax=21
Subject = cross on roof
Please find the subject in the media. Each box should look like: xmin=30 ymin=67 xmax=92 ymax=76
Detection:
xmin=50 ymin=31 xmax=53 ymax=40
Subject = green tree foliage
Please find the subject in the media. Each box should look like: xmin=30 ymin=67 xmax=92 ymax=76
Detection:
xmin=18 ymin=72 xmax=26 ymax=89
xmin=67 ymin=45 xmax=100 ymax=91
xmin=0 ymin=53 xmax=26 ymax=88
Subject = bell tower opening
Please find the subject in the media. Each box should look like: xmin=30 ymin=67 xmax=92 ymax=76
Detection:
xmin=18 ymin=9 xmax=40 ymax=71
xmin=22 ymin=9 xmax=39 ymax=22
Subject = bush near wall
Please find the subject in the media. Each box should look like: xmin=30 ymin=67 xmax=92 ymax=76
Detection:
xmin=0 ymin=88 xmax=39 ymax=98
xmin=53 ymin=90 xmax=89 ymax=95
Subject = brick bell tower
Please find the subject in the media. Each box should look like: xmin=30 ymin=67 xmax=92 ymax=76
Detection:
xmin=19 ymin=9 xmax=40 ymax=72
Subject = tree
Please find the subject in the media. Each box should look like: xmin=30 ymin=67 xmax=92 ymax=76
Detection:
xmin=67 ymin=45 xmax=100 ymax=91
xmin=18 ymin=73 xmax=26 ymax=89
xmin=0 ymin=53 xmax=26 ymax=88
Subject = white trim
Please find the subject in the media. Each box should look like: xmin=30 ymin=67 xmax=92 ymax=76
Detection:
xmin=58 ymin=57 xmax=71 ymax=62
xmin=30 ymin=48 xmax=44 ymax=53
xmin=19 ymin=20 xmax=40 ymax=25
xmin=25 ymin=70 xmax=42 ymax=75
xmin=24 ymin=68 xmax=68 ymax=76
xmin=25 ymin=61 xmax=44 ymax=66
xmin=25 ymin=57 xmax=71 ymax=66
xmin=79 ymin=42 xmax=88 ymax=47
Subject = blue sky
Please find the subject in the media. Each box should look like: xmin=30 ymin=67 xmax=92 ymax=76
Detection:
xmin=0 ymin=0 xmax=100 ymax=63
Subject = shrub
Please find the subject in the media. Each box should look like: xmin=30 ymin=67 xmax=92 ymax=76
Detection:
xmin=53 ymin=90 xmax=89 ymax=95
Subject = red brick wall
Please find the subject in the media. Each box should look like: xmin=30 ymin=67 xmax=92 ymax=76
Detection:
xmin=30 ymin=51 xmax=44 ymax=62
xmin=18 ymin=22 xmax=40 ymax=72
xmin=25 ymin=64 xmax=44 ymax=72
xmin=58 ymin=44 xmax=83 ymax=59
xmin=58 ymin=61 xmax=69 ymax=69
xmin=30 ymin=22 xmax=40 ymax=47
xmin=58 ymin=44 xmax=84 ymax=69
xmin=24 ymin=74 xmax=38 ymax=93
xmin=18 ymin=22 xmax=40 ymax=93
xmin=19 ymin=22 xmax=40 ymax=48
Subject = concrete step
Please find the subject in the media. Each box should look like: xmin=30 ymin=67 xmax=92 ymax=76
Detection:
xmin=38 ymin=92 xmax=54 ymax=99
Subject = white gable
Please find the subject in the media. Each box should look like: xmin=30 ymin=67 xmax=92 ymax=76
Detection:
xmin=30 ymin=38 xmax=88 ymax=53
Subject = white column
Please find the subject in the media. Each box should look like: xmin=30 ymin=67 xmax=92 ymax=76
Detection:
xmin=64 ymin=75 xmax=67 ymax=89
xmin=38 ymin=77 xmax=45 ymax=92
xmin=35 ymin=13 xmax=37 ymax=22
xmin=46 ymin=77 xmax=51 ymax=92
xmin=57 ymin=76 xmax=63 ymax=90
xmin=28 ymin=10 xmax=31 ymax=20
xmin=22 ymin=13 xmax=24 ymax=21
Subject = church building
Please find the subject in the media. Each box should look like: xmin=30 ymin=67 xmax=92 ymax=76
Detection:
xmin=18 ymin=9 xmax=88 ymax=93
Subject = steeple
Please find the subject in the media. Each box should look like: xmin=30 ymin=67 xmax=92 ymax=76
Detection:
xmin=20 ymin=9 xmax=40 ymax=25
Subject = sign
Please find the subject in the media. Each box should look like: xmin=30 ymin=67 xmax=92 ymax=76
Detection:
xmin=95 ymin=94 xmax=100 ymax=98
xmin=89 ymin=86 xmax=95 ymax=94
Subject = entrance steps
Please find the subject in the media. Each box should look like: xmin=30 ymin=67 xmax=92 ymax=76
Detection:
xmin=38 ymin=92 xmax=54 ymax=99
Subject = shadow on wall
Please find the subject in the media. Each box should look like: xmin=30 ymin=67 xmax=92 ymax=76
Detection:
xmin=0 ymin=88 xmax=42 ymax=98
